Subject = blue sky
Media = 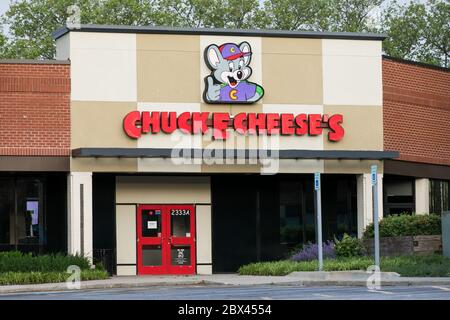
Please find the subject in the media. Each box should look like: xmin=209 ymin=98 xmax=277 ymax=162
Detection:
xmin=0 ymin=1 xmax=10 ymax=17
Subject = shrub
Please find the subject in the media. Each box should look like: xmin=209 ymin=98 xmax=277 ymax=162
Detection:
xmin=334 ymin=234 xmax=366 ymax=258
xmin=238 ymin=255 xmax=450 ymax=277
xmin=0 ymin=269 xmax=109 ymax=286
xmin=291 ymin=241 xmax=335 ymax=262
xmin=363 ymin=214 xmax=441 ymax=238
xmin=0 ymin=251 xmax=91 ymax=273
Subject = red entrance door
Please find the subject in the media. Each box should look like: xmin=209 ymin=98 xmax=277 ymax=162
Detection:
xmin=137 ymin=205 xmax=196 ymax=275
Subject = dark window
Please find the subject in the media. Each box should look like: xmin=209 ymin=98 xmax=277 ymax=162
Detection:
xmin=383 ymin=175 xmax=415 ymax=216
xmin=212 ymin=174 xmax=357 ymax=272
xmin=430 ymin=179 xmax=449 ymax=214
xmin=141 ymin=209 xmax=161 ymax=238
xmin=0 ymin=175 xmax=67 ymax=254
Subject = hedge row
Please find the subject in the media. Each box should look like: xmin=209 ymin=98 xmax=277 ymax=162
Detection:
xmin=0 ymin=269 xmax=109 ymax=286
xmin=363 ymin=214 xmax=441 ymax=238
xmin=0 ymin=251 xmax=91 ymax=273
xmin=238 ymin=255 xmax=450 ymax=277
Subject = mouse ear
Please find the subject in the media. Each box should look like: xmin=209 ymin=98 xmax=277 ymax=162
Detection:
xmin=206 ymin=45 xmax=222 ymax=69
xmin=239 ymin=42 xmax=252 ymax=65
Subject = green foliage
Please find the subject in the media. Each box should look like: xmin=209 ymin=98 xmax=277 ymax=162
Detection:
xmin=363 ymin=214 xmax=442 ymax=238
xmin=381 ymin=0 xmax=449 ymax=67
xmin=238 ymin=255 xmax=450 ymax=276
xmin=0 ymin=251 xmax=91 ymax=273
xmin=0 ymin=269 xmax=109 ymax=285
xmin=0 ymin=0 xmax=448 ymax=66
xmin=334 ymin=233 xmax=366 ymax=258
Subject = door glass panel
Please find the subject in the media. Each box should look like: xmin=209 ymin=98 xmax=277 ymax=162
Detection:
xmin=141 ymin=209 xmax=162 ymax=237
xmin=142 ymin=245 xmax=162 ymax=266
xmin=16 ymin=179 xmax=43 ymax=246
xmin=171 ymin=245 xmax=190 ymax=266
xmin=170 ymin=208 xmax=191 ymax=237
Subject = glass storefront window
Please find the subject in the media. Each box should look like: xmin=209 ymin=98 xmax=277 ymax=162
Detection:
xmin=0 ymin=178 xmax=44 ymax=251
xmin=383 ymin=176 xmax=415 ymax=215
xmin=430 ymin=179 xmax=449 ymax=214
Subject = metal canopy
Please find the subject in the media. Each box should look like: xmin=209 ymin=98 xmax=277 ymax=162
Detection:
xmin=72 ymin=148 xmax=399 ymax=160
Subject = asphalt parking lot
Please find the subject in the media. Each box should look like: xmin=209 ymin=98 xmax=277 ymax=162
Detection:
xmin=1 ymin=284 xmax=450 ymax=300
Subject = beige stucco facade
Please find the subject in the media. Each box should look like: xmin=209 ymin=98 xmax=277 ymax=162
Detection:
xmin=56 ymin=27 xmax=386 ymax=274
xmin=58 ymin=30 xmax=383 ymax=175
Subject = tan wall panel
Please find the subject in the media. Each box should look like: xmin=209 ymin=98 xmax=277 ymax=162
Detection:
xmin=262 ymin=38 xmax=322 ymax=105
xmin=278 ymin=159 xmax=324 ymax=173
xmin=196 ymin=205 xmax=212 ymax=264
xmin=116 ymin=205 xmax=136 ymax=264
xmin=324 ymin=160 xmax=384 ymax=174
xmin=137 ymin=34 xmax=200 ymax=103
xmin=71 ymin=158 xmax=138 ymax=172
xmin=201 ymin=163 xmax=261 ymax=173
xmin=138 ymin=158 xmax=202 ymax=173
xmin=71 ymin=101 xmax=137 ymax=149
xmin=116 ymin=176 xmax=211 ymax=204
xmin=116 ymin=265 xmax=136 ymax=276
xmin=197 ymin=265 xmax=212 ymax=275
xmin=323 ymin=105 xmax=383 ymax=151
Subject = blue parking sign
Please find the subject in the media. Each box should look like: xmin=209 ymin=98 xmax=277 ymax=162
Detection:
xmin=314 ymin=172 xmax=320 ymax=190
xmin=371 ymin=165 xmax=377 ymax=186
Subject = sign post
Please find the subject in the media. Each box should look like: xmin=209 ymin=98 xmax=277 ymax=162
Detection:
xmin=314 ymin=172 xmax=323 ymax=271
xmin=371 ymin=165 xmax=380 ymax=267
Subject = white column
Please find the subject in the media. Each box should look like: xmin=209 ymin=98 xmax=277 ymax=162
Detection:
xmin=357 ymin=173 xmax=383 ymax=238
xmin=67 ymin=172 xmax=93 ymax=262
xmin=196 ymin=205 xmax=212 ymax=274
xmin=415 ymin=178 xmax=430 ymax=214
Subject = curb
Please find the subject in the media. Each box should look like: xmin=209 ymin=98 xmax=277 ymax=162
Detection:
xmin=1 ymin=277 xmax=450 ymax=295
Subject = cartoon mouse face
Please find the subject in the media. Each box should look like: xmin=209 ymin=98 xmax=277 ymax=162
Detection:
xmin=203 ymin=42 xmax=264 ymax=104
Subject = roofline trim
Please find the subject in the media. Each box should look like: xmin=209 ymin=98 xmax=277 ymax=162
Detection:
xmin=0 ymin=59 xmax=70 ymax=65
xmin=53 ymin=24 xmax=387 ymax=41
xmin=383 ymin=55 xmax=449 ymax=72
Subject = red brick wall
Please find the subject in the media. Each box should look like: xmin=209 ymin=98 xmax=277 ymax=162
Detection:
xmin=383 ymin=57 xmax=450 ymax=166
xmin=0 ymin=62 xmax=70 ymax=156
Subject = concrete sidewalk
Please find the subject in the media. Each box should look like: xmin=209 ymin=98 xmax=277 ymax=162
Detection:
xmin=2 ymin=272 xmax=450 ymax=294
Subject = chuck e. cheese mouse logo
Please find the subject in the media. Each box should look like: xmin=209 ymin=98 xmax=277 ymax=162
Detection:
xmin=203 ymin=42 xmax=264 ymax=104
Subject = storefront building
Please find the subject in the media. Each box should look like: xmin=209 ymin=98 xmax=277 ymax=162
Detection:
xmin=0 ymin=25 xmax=449 ymax=275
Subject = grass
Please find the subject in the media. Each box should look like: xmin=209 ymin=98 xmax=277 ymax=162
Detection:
xmin=238 ymin=255 xmax=450 ymax=277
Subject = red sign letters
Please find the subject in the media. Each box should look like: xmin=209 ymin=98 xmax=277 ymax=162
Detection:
xmin=123 ymin=111 xmax=344 ymax=141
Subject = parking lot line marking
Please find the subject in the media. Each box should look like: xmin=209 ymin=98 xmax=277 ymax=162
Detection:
xmin=367 ymin=289 xmax=394 ymax=295
xmin=431 ymin=286 xmax=450 ymax=292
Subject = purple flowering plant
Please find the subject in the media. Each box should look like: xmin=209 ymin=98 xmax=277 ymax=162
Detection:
xmin=291 ymin=241 xmax=336 ymax=262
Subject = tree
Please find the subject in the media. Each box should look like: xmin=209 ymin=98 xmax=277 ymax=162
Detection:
xmin=260 ymin=0 xmax=329 ymax=31
xmin=382 ymin=0 xmax=449 ymax=67
xmin=0 ymin=0 xmax=159 ymax=59
xmin=153 ymin=0 xmax=262 ymax=28
xmin=0 ymin=0 xmax=448 ymax=67
xmin=326 ymin=0 xmax=386 ymax=32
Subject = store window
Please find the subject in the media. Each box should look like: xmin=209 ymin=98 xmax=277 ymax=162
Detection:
xmin=279 ymin=181 xmax=315 ymax=248
xmin=430 ymin=179 xmax=449 ymax=214
xmin=383 ymin=175 xmax=415 ymax=215
xmin=0 ymin=178 xmax=45 ymax=252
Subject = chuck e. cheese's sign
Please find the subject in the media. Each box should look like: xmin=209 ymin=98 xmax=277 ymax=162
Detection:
xmin=123 ymin=111 xmax=344 ymax=141
xmin=123 ymin=41 xmax=345 ymax=142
